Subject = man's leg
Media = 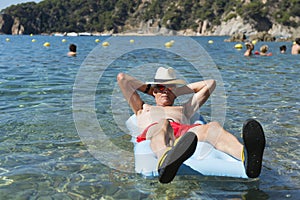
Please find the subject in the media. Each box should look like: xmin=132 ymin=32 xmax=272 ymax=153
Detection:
xmin=189 ymin=121 xmax=243 ymax=160
xmin=146 ymin=119 xmax=175 ymax=159
xmin=157 ymin=132 xmax=197 ymax=183
xmin=189 ymin=119 xmax=265 ymax=178
xmin=146 ymin=119 xmax=198 ymax=183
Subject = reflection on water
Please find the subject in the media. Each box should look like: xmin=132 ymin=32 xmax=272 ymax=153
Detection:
xmin=0 ymin=35 xmax=299 ymax=199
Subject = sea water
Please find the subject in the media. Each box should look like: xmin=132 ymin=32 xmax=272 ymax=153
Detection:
xmin=0 ymin=35 xmax=299 ymax=199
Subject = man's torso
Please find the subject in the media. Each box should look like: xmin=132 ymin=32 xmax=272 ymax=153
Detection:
xmin=292 ymin=44 xmax=300 ymax=54
xmin=136 ymin=104 xmax=189 ymax=130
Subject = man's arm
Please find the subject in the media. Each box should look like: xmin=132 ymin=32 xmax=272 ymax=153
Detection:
xmin=117 ymin=73 xmax=154 ymax=114
xmin=180 ymin=79 xmax=216 ymax=118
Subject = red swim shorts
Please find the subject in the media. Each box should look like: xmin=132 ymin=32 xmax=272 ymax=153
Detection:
xmin=136 ymin=121 xmax=200 ymax=143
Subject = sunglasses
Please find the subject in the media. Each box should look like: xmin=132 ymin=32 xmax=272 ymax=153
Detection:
xmin=155 ymin=84 xmax=176 ymax=92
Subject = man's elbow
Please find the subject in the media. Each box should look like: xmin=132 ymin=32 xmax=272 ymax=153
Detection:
xmin=117 ymin=73 xmax=126 ymax=82
xmin=207 ymin=79 xmax=216 ymax=91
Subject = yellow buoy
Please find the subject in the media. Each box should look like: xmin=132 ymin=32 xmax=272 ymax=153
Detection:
xmin=130 ymin=39 xmax=135 ymax=43
xmin=102 ymin=41 xmax=109 ymax=47
xmin=32 ymin=39 xmax=36 ymax=42
xmin=6 ymin=38 xmax=10 ymax=42
xmin=95 ymin=39 xmax=100 ymax=43
xmin=234 ymin=43 xmax=243 ymax=49
xmin=251 ymin=40 xmax=257 ymax=45
xmin=43 ymin=42 xmax=50 ymax=47
xmin=30 ymin=33 xmax=33 ymax=36
xmin=208 ymin=40 xmax=214 ymax=44
xmin=293 ymin=41 xmax=296 ymax=45
xmin=62 ymin=39 xmax=67 ymax=43
xmin=164 ymin=42 xmax=173 ymax=48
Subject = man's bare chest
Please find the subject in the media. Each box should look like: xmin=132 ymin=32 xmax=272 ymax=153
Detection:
xmin=137 ymin=104 xmax=188 ymax=128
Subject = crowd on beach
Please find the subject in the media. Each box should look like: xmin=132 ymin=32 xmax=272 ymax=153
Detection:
xmin=244 ymin=37 xmax=300 ymax=56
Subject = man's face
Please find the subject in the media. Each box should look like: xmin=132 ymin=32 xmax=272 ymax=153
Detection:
xmin=153 ymin=84 xmax=176 ymax=106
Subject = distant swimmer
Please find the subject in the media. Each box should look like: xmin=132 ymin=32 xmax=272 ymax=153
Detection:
xmin=244 ymin=42 xmax=254 ymax=56
xmin=68 ymin=44 xmax=77 ymax=56
xmin=279 ymin=45 xmax=287 ymax=54
xmin=255 ymin=45 xmax=272 ymax=56
xmin=291 ymin=38 xmax=300 ymax=55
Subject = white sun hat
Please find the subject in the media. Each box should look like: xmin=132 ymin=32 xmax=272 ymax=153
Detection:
xmin=146 ymin=67 xmax=186 ymax=85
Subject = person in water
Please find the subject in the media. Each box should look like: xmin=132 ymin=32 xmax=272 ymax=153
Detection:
xmin=255 ymin=45 xmax=272 ymax=56
xmin=280 ymin=45 xmax=287 ymax=54
xmin=68 ymin=44 xmax=77 ymax=56
xmin=291 ymin=38 xmax=300 ymax=55
xmin=117 ymin=67 xmax=265 ymax=183
xmin=244 ymin=42 xmax=254 ymax=56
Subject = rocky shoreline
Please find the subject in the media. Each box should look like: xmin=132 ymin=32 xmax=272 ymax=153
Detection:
xmin=1 ymin=13 xmax=299 ymax=42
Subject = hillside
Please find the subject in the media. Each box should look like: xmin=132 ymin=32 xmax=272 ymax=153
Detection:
xmin=0 ymin=0 xmax=299 ymax=37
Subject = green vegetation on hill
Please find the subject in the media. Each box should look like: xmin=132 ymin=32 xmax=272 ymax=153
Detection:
xmin=1 ymin=0 xmax=300 ymax=34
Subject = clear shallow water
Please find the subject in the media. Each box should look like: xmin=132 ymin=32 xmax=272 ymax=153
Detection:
xmin=0 ymin=35 xmax=299 ymax=199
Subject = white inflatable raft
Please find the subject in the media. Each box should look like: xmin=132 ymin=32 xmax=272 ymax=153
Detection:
xmin=126 ymin=114 xmax=248 ymax=179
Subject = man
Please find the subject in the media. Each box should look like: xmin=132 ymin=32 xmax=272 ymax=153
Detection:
xmin=117 ymin=67 xmax=265 ymax=183
xmin=280 ymin=45 xmax=287 ymax=54
xmin=244 ymin=42 xmax=254 ymax=56
xmin=291 ymin=38 xmax=300 ymax=55
xmin=67 ymin=44 xmax=77 ymax=56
